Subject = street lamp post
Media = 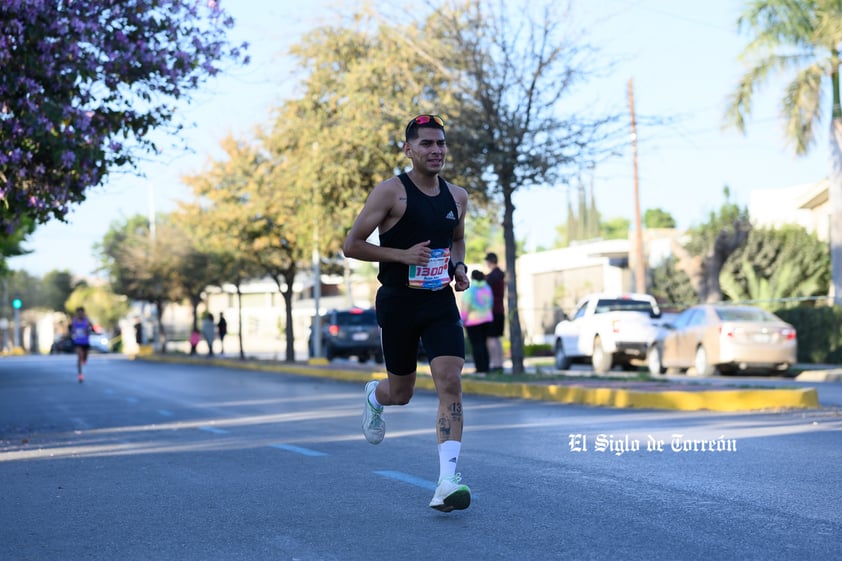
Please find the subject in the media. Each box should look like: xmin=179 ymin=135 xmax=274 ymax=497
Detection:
xmin=311 ymin=142 xmax=322 ymax=361
xmin=12 ymin=296 xmax=22 ymax=349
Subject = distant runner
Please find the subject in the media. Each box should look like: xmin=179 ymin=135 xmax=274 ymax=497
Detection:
xmin=70 ymin=307 xmax=92 ymax=383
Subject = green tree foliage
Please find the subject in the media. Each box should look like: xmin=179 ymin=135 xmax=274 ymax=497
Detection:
xmin=281 ymin=6 xmax=495 ymax=230
xmin=97 ymin=215 xmax=154 ymax=299
xmin=1 ymin=268 xmax=79 ymax=313
xmin=0 ymin=217 xmax=33 ymax=275
xmin=601 ymin=217 xmax=631 ymax=240
xmin=464 ymin=209 xmax=505 ymax=263
xmin=726 ymin=0 xmax=842 ymax=300
xmin=649 ymin=257 xmax=698 ymax=308
xmin=556 ymin=181 xmax=601 ymax=247
xmin=65 ymin=284 xmax=129 ymax=331
xmin=428 ymin=1 xmax=619 ymax=373
xmin=96 ymin=214 xmax=187 ymax=350
xmin=169 ymin=238 xmax=220 ymax=334
xmin=775 ymin=305 xmax=842 ymax=363
xmin=2 ymin=269 xmax=38 ymax=314
xmin=720 ymin=226 xmax=829 ymax=306
xmin=40 ymin=270 xmax=75 ymax=312
xmin=683 ymin=187 xmax=751 ymax=302
xmin=162 ymin=2 xmax=614 ymax=368
xmin=644 ymin=208 xmax=677 ymax=228
xmin=179 ymin=135 xmax=274 ymax=359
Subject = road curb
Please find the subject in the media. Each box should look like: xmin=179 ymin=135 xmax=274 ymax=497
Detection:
xmin=795 ymin=370 xmax=842 ymax=383
xmin=138 ymin=355 xmax=820 ymax=412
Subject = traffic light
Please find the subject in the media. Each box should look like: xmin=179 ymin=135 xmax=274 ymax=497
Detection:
xmin=11 ymin=297 xmax=21 ymax=309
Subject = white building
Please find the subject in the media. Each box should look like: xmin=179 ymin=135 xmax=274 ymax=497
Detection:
xmin=749 ymin=179 xmax=829 ymax=239
xmin=516 ymin=238 xmax=633 ymax=345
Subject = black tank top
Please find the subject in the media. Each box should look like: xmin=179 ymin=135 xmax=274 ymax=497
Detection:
xmin=378 ymin=173 xmax=459 ymax=288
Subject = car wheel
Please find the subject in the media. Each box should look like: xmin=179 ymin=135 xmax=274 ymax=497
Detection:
xmin=554 ymin=340 xmax=572 ymax=370
xmin=647 ymin=345 xmax=665 ymax=375
xmin=692 ymin=345 xmax=715 ymax=376
xmin=325 ymin=343 xmax=335 ymax=361
xmin=358 ymin=353 xmax=370 ymax=363
xmin=592 ymin=336 xmax=612 ymax=374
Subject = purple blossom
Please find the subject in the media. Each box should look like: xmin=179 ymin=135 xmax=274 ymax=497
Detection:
xmin=0 ymin=0 xmax=249 ymax=230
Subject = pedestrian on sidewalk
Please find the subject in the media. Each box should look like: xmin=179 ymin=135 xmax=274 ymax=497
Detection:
xmin=201 ymin=313 xmax=215 ymax=357
xmin=343 ymin=113 xmax=472 ymax=512
xmin=485 ymin=252 xmax=506 ymax=373
xmin=461 ymin=269 xmax=493 ymax=375
xmin=217 ymin=312 xmax=228 ymax=355
xmin=189 ymin=329 xmax=201 ymax=355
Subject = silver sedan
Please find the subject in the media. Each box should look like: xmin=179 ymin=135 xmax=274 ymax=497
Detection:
xmin=647 ymin=304 xmax=797 ymax=376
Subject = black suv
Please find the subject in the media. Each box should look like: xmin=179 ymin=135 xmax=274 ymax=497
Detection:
xmin=309 ymin=308 xmax=383 ymax=363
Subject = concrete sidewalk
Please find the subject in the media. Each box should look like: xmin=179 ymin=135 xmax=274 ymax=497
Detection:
xmin=138 ymin=353 xmax=823 ymax=412
xmin=793 ymin=367 xmax=842 ymax=383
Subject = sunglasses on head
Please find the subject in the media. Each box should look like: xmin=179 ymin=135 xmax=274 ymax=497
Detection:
xmin=409 ymin=114 xmax=445 ymax=128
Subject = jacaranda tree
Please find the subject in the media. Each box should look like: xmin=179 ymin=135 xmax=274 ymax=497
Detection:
xmin=0 ymin=0 xmax=248 ymax=232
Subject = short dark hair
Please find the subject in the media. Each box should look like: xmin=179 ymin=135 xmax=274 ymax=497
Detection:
xmin=471 ymin=269 xmax=485 ymax=282
xmin=405 ymin=114 xmax=445 ymax=142
xmin=485 ymin=252 xmax=498 ymax=264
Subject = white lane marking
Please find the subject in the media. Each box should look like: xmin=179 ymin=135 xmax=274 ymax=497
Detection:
xmin=373 ymin=470 xmax=478 ymax=498
xmin=269 ymin=443 xmax=328 ymax=457
xmin=69 ymin=417 xmax=92 ymax=430
xmin=373 ymin=470 xmax=437 ymax=491
xmin=198 ymin=426 xmax=230 ymax=434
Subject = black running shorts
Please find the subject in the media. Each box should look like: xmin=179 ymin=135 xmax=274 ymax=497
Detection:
xmin=375 ymin=285 xmax=465 ymax=376
xmin=488 ymin=312 xmax=505 ymax=337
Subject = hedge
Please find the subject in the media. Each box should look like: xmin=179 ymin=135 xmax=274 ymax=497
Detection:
xmin=774 ymin=306 xmax=842 ymax=364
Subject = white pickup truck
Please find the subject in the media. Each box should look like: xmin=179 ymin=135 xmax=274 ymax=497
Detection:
xmin=552 ymin=293 xmax=661 ymax=373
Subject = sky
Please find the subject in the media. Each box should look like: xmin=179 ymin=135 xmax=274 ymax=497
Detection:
xmin=9 ymin=0 xmax=830 ymax=278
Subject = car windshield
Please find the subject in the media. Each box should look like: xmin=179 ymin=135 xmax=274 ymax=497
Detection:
xmin=335 ymin=310 xmax=377 ymax=325
xmin=715 ymin=308 xmax=778 ymax=322
xmin=594 ymin=299 xmax=654 ymax=314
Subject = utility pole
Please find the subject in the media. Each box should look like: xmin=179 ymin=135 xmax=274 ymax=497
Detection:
xmin=628 ymin=78 xmax=646 ymax=293
xmin=310 ymin=142 xmax=322 ymax=362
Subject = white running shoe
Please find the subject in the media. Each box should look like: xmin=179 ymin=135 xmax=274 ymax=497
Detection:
xmin=362 ymin=380 xmax=385 ymax=444
xmin=429 ymin=474 xmax=471 ymax=512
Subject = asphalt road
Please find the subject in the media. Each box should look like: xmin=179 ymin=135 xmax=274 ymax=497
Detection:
xmin=1 ymin=355 xmax=840 ymax=561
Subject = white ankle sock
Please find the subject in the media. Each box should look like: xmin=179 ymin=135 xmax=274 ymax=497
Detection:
xmin=368 ymin=382 xmax=382 ymax=409
xmin=438 ymin=440 xmax=461 ymax=481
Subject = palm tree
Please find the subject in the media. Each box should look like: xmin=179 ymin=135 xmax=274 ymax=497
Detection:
xmin=725 ymin=0 xmax=842 ymax=302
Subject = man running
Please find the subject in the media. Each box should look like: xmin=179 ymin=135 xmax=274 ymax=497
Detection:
xmin=70 ymin=307 xmax=92 ymax=383
xmin=343 ymin=114 xmax=472 ymax=512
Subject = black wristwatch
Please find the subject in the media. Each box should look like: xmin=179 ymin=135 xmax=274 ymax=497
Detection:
xmin=453 ymin=261 xmax=468 ymax=276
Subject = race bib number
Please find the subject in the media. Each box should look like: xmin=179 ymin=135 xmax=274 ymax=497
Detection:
xmin=408 ymin=248 xmax=451 ymax=290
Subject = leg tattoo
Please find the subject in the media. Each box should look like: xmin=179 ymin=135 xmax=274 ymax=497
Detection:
xmin=437 ymin=401 xmax=463 ymax=442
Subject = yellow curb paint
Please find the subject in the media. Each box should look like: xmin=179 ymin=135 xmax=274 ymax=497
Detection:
xmin=458 ymin=380 xmax=818 ymax=411
xmin=139 ymin=355 xmax=819 ymax=411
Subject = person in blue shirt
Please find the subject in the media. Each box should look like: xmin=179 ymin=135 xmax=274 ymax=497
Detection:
xmin=70 ymin=307 xmax=93 ymax=383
